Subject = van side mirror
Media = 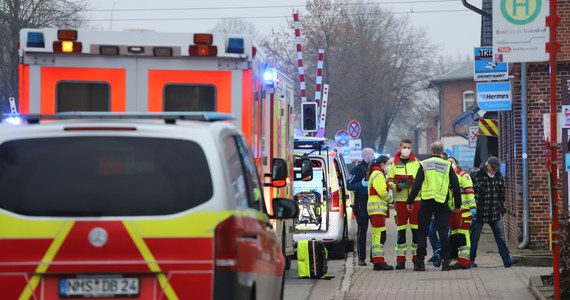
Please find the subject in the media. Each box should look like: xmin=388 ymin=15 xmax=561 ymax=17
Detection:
xmin=271 ymin=158 xmax=288 ymax=188
xmin=301 ymin=157 xmax=313 ymax=181
xmin=268 ymin=198 xmax=298 ymax=219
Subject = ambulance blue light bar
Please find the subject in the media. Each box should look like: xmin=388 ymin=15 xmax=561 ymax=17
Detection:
xmin=26 ymin=32 xmax=45 ymax=48
xmin=2 ymin=114 xmax=22 ymax=125
xmin=6 ymin=112 xmax=236 ymax=124
xmin=226 ymin=38 xmax=244 ymax=54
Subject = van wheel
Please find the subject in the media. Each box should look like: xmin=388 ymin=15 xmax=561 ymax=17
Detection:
xmin=328 ymin=240 xmax=347 ymax=260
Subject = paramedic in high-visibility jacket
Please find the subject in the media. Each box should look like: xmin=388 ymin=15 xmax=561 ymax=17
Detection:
xmin=367 ymin=155 xmax=394 ymax=271
xmin=447 ymin=156 xmax=476 ymax=269
xmin=387 ymin=137 xmax=421 ymax=270
xmin=406 ymin=141 xmax=461 ymax=272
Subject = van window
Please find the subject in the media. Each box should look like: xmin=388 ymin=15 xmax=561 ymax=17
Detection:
xmin=164 ymin=84 xmax=216 ymax=111
xmin=0 ymin=137 xmax=213 ymax=217
xmin=57 ymin=82 xmax=110 ymax=112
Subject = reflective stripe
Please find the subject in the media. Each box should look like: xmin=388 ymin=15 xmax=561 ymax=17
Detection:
xmin=397 ymin=225 xmax=408 ymax=231
xmin=371 ymin=250 xmax=385 ymax=258
xmin=18 ymin=221 xmax=75 ymax=300
xmin=368 ymin=207 xmax=388 ymax=214
xmin=395 ymin=249 xmax=406 ymax=256
xmin=410 ymin=224 xmax=418 ymax=230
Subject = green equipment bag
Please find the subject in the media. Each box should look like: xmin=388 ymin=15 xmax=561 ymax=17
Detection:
xmin=297 ymin=239 xmax=329 ymax=279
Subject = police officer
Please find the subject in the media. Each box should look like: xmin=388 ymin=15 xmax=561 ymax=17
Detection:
xmin=406 ymin=141 xmax=461 ymax=271
xmin=347 ymin=148 xmax=375 ymax=266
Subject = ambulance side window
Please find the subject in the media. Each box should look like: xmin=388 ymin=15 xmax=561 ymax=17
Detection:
xmin=223 ymin=136 xmax=249 ymax=208
xmin=57 ymin=82 xmax=110 ymax=112
xmin=164 ymin=84 xmax=216 ymax=111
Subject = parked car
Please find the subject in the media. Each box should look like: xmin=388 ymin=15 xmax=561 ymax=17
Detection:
xmin=0 ymin=112 xmax=297 ymax=300
xmin=292 ymin=137 xmax=356 ymax=259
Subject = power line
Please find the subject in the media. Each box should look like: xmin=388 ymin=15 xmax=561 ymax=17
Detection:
xmin=88 ymin=9 xmax=472 ymax=22
xmin=84 ymin=1 xmax=463 ymax=12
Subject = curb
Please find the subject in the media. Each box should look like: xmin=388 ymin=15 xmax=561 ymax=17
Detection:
xmin=528 ymin=275 xmax=553 ymax=300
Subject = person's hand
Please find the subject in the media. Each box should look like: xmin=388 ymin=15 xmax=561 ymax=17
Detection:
xmin=407 ymin=204 xmax=413 ymax=212
xmin=470 ymin=208 xmax=477 ymax=217
xmin=361 ymin=179 xmax=368 ymax=187
xmin=397 ymin=182 xmax=409 ymax=189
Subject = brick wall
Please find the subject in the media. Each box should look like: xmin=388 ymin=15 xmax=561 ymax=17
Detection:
xmin=441 ymin=80 xmax=477 ymax=136
xmin=499 ymin=1 xmax=570 ymax=249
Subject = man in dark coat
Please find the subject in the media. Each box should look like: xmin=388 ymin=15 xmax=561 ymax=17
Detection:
xmin=347 ymin=148 xmax=375 ymax=266
xmin=469 ymin=156 xmax=519 ymax=268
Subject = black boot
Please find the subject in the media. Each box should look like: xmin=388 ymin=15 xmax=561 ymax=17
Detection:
xmin=441 ymin=259 xmax=451 ymax=271
xmin=395 ymin=262 xmax=405 ymax=270
xmin=373 ymin=262 xmax=394 ymax=271
xmin=414 ymin=256 xmax=425 ymax=271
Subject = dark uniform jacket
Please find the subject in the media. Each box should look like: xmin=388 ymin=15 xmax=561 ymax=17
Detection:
xmin=347 ymin=161 xmax=369 ymax=206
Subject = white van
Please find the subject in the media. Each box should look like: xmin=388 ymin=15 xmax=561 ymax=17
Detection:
xmin=293 ymin=137 xmax=357 ymax=259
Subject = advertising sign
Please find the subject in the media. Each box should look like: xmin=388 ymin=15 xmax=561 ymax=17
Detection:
xmin=474 ymin=47 xmax=508 ymax=81
xmin=477 ymin=82 xmax=512 ymax=111
xmin=493 ymin=0 xmax=549 ymax=62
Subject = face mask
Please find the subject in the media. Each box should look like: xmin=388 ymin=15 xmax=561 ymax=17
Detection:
xmin=401 ymin=148 xmax=411 ymax=157
xmin=383 ymin=165 xmax=391 ymax=173
xmin=364 ymin=155 xmax=374 ymax=163
xmin=452 ymin=163 xmax=458 ymax=171
xmin=487 ymin=171 xmax=495 ymax=178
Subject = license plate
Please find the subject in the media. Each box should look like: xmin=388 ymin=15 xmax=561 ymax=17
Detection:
xmin=59 ymin=277 xmax=139 ymax=298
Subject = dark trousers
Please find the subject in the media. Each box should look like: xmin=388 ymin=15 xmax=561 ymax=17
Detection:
xmin=417 ymin=199 xmax=451 ymax=260
xmin=354 ymin=203 xmax=369 ymax=261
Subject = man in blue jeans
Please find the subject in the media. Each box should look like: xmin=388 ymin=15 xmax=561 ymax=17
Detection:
xmin=470 ymin=157 xmax=519 ymax=268
xmin=427 ymin=216 xmax=441 ymax=266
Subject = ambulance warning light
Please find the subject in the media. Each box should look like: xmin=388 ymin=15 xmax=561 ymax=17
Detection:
xmin=263 ymin=68 xmax=277 ymax=87
xmin=301 ymin=102 xmax=318 ymax=132
xmin=57 ymin=29 xmax=78 ymax=41
xmin=227 ymin=38 xmax=244 ymax=54
xmin=26 ymin=32 xmax=45 ymax=48
xmin=53 ymin=41 xmax=82 ymax=53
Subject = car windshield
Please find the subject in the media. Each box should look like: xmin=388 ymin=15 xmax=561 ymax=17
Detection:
xmin=0 ymin=136 xmax=213 ymax=217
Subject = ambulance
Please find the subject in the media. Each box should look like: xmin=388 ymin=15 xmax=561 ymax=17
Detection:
xmin=17 ymin=28 xmax=296 ymax=267
xmin=292 ymin=137 xmax=357 ymax=259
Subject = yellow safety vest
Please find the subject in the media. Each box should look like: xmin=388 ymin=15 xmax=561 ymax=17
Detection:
xmin=447 ymin=171 xmax=475 ymax=210
xmin=420 ymin=157 xmax=451 ymax=204
xmin=367 ymin=170 xmax=392 ymax=216
xmin=387 ymin=158 xmax=421 ymax=202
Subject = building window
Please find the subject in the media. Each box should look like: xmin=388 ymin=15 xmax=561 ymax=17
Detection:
xmin=463 ymin=90 xmax=475 ymax=112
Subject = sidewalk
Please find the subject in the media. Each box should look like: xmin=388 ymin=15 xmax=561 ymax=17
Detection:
xmin=313 ymin=216 xmax=551 ymax=300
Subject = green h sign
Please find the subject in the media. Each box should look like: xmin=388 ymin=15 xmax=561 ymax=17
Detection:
xmin=501 ymin=0 xmax=542 ymax=25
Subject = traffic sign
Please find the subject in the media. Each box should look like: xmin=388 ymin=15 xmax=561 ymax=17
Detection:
xmin=348 ymin=120 xmax=361 ymax=139
xmin=492 ymin=0 xmax=549 ymax=63
xmin=477 ymin=82 xmax=512 ymax=111
xmin=474 ymin=47 xmax=508 ymax=81
xmin=349 ymin=139 xmax=362 ymax=161
xmin=335 ymin=130 xmax=350 ymax=146
xmin=469 ymin=126 xmax=479 ymax=148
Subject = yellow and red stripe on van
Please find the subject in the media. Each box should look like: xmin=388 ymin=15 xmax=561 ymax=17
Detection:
xmin=0 ymin=209 xmax=283 ymax=300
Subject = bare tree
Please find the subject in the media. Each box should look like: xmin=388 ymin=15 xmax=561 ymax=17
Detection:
xmin=0 ymin=0 xmax=87 ymax=110
xmin=211 ymin=18 xmax=262 ymax=44
xmin=262 ymin=0 xmax=438 ymax=152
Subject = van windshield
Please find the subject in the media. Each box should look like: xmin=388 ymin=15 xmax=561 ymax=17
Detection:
xmin=0 ymin=137 xmax=213 ymax=217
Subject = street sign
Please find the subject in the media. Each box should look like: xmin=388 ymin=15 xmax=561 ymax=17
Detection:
xmin=349 ymin=139 xmax=362 ymax=161
xmin=563 ymin=105 xmax=570 ymax=128
xmin=452 ymin=145 xmax=476 ymax=170
xmin=473 ymin=47 xmax=508 ymax=81
xmin=469 ymin=126 xmax=479 ymax=148
xmin=477 ymin=82 xmax=512 ymax=111
xmin=335 ymin=130 xmax=350 ymax=146
xmin=492 ymin=0 xmax=549 ymax=63
xmin=348 ymin=120 xmax=361 ymax=139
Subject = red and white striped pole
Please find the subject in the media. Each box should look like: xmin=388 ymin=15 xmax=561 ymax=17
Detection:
xmin=319 ymin=84 xmax=329 ymax=130
xmin=293 ymin=12 xmax=307 ymax=103
xmin=314 ymin=49 xmax=325 ymax=106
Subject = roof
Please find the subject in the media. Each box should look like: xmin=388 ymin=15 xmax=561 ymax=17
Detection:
xmin=430 ymin=63 xmax=473 ymax=87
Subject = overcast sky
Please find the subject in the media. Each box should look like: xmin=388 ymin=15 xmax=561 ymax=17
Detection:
xmin=86 ymin=0 xmax=483 ymax=58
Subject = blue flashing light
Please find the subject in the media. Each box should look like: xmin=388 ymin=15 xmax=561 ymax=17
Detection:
xmin=26 ymin=32 xmax=45 ymax=48
xmin=227 ymin=38 xmax=244 ymax=54
xmin=263 ymin=68 xmax=277 ymax=86
xmin=4 ymin=115 xmax=22 ymax=125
